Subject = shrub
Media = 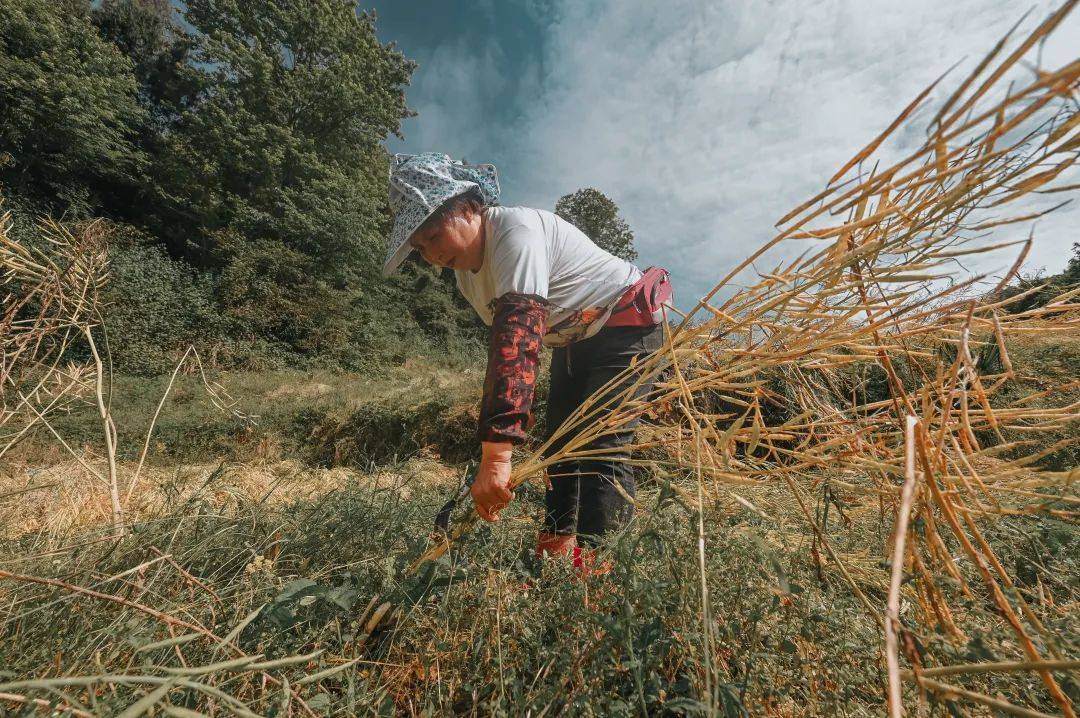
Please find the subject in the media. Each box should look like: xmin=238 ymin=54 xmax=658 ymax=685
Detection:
xmin=103 ymin=224 xmax=223 ymax=375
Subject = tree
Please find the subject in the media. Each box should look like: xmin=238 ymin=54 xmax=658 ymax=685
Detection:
xmin=141 ymin=0 xmax=418 ymax=355
xmin=89 ymin=0 xmax=202 ymax=227
xmin=151 ymin=0 xmax=414 ymax=274
xmin=1066 ymin=242 xmax=1080 ymax=282
xmin=554 ymin=188 xmax=638 ymax=262
xmin=0 ymin=0 xmax=146 ymax=214
xmin=92 ymin=0 xmax=202 ymax=134
xmin=2 ymin=0 xmax=481 ymax=369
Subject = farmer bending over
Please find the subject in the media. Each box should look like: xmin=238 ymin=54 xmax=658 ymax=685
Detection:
xmin=384 ymin=153 xmax=672 ymax=565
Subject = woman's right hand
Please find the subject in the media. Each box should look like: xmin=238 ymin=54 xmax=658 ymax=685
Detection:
xmin=471 ymin=441 xmax=515 ymax=521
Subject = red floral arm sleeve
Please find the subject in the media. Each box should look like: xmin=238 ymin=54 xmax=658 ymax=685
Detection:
xmin=478 ymin=293 xmax=548 ymax=444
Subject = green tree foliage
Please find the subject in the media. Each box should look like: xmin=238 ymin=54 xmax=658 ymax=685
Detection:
xmin=554 ymin=187 xmax=638 ymax=262
xmin=91 ymin=0 xmax=201 ymax=127
xmin=87 ymin=1 xmax=202 ymax=231
xmin=1 ymin=0 xmax=484 ymax=373
xmin=153 ymin=0 xmax=413 ymax=273
xmin=143 ymin=0 xmax=448 ymax=361
xmin=0 ymin=0 xmax=146 ymax=214
xmin=1066 ymin=242 xmax=1080 ymax=282
xmin=999 ymin=242 xmax=1080 ymax=313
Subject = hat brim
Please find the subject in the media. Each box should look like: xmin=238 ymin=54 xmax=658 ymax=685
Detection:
xmin=382 ymin=237 xmax=416 ymax=277
xmin=382 ymin=203 xmax=440 ymax=277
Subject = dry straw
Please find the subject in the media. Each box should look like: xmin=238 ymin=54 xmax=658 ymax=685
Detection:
xmin=1 ymin=212 xmax=249 ymax=534
xmin=405 ymin=3 xmax=1080 ymax=715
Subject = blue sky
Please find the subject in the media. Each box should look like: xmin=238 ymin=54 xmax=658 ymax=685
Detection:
xmin=364 ymin=0 xmax=1079 ymax=307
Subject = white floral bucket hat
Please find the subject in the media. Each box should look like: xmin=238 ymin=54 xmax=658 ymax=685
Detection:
xmin=384 ymin=152 xmax=500 ymax=276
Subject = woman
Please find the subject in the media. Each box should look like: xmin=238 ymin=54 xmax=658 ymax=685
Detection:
xmin=385 ymin=153 xmax=671 ymax=565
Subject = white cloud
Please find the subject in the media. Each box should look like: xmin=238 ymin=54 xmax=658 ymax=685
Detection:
xmin=398 ymin=38 xmax=511 ymax=164
xmin=503 ymin=0 xmax=1080 ymax=306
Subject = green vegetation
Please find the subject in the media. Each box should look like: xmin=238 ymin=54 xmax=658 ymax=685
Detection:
xmin=0 ymin=0 xmax=483 ymax=373
xmin=555 ymin=187 xmax=639 ymax=262
xmin=0 ymin=0 xmax=146 ymax=213
xmin=0 ymin=463 xmax=888 ymax=715
xmin=2 ymin=340 xmax=1076 ymax=715
xmin=0 ymin=0 xmax=641 ymax=375
xmin=31 ymin=361 xmax=486 ymax=468
xmin=998 ymin=242 xmax=1080 ymax=314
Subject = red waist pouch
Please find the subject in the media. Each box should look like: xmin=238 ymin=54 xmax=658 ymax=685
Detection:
xmin=605 ymin=266 xmax=673 ymax=327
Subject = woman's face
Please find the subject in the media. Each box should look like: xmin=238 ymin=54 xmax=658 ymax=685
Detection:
xmin=409 ymin=206 xmax=485 ymax=272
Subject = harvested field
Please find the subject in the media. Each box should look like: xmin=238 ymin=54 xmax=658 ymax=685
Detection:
xmin=0 ymin=350 xmax=1075 ymax=715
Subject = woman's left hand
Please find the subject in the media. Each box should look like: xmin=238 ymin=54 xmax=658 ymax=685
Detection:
xmin=472 ymin=441 xmax=515 ymax=521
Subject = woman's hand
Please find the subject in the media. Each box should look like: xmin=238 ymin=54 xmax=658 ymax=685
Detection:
xmin=472 ymin=441 xmax=514 ymax=521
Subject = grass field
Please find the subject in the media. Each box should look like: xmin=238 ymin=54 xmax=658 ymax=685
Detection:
xmin=1 ymin=334 xmax=1076 ymax=716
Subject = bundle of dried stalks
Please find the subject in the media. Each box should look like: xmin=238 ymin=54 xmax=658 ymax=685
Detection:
xmin=1 ymin=209 xmax=248 ymax=532
xmin=0 ymin=211 xmax=115 ymax=511
xmin=411 ymin=4 xmax=1080 ymax=716
xmin=0 ymin=211 xmax=107 ymax=432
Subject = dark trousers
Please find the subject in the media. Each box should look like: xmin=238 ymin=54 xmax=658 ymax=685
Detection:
xmin=542 ymin=323 xmax=664 ymax=546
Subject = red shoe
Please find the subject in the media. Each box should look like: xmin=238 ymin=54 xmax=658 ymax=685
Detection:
xmin=536 ymin=534 xmax=612 ymax=583
xmin=536 ymin=532 xmax=577 ymax=559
